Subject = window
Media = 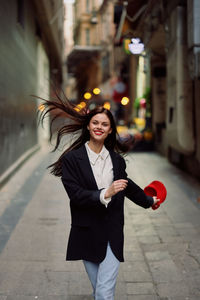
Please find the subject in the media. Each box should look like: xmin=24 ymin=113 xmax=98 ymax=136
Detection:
xmin=85 ymin=28 xmax=90 ymax=45
xmin=86 ymin=0 xmax=90 ymax=12
xmin=169 ymin=107 xmax=173 ymax=123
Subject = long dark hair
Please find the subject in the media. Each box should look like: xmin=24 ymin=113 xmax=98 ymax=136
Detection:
xmin=38 ymin=91 xmax=132 ymax=177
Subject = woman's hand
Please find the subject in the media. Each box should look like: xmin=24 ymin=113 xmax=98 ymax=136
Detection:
xmin=153 ymin=196 xmax=160 ymax=205
xmin=105 ymin=179 xmax=128 ymax=198
xmin=152 ymin=196 xmax=161 ymax=210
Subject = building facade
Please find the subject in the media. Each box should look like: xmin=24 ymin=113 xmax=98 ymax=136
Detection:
xmin=117 ymin=0 xmax=200 ymax=178
xmin=67 ymin=0 xmax=115 ymax=102
xmin=0 ymin=0 xmax=64 ymax=185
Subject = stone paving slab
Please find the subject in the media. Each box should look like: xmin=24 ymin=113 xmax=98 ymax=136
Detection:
xmin=0 ymin=150 xmax=200 ymax=299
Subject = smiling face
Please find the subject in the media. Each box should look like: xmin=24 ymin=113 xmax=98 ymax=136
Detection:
xmin=87 ymin=113 xmax=112 ymax=144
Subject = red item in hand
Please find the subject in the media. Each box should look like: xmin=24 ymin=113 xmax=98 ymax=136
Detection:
xmin=144 ymin=180 xmax=167 ymax=210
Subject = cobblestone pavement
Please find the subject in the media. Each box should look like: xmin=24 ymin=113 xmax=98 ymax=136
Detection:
xmin=0 ymin=146 xmax=200 ymax=300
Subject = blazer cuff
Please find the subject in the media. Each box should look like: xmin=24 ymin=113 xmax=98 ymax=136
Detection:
xmin=146 ymin=195 xmax=154 ymax=208
xmin=100 ymin=189 xmax=111 ymax=208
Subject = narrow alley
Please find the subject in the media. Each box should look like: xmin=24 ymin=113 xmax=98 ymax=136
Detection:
xmin=0 ymin=145 xmax=200 ymax=300
xmin=1 ymin=1 xmax=200 ymax=299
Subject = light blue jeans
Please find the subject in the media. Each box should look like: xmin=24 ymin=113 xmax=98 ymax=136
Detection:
xmin=83 ymin=243 xmax=120 ymax=300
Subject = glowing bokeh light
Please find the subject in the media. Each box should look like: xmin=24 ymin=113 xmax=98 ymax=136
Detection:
xmin=93 ymin=88 xmax=101 ymax=95
xmin=103 ymin=102 xmax=111 ymax=110
xmin=121 ymin=97 xmax=129 ymax=105
xmin=74 ymin=101 xmax=87 ymax=112
xmin=38 ymin=104 xmax=45 ymax=111
xmin=80 ymin=101 xmax=86 ymax=108
xmin=84 ymin=92 xmax=92 ymax=100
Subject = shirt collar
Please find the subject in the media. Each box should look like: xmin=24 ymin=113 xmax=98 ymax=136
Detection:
xmin=85 ymin=142 xmax=109 ymax=165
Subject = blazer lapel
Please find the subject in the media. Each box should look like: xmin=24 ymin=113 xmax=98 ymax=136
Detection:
xmin=74 ymin=145 xmax=121 ymax=189
xmin=75 ymin=145 xmax=99 ymax=189
xmin=109 ymin=150 xmax=120 ymax=181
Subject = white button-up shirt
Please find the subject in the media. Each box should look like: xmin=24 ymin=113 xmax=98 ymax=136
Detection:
xmin=85 ymin=142 xmax=113 ymax=207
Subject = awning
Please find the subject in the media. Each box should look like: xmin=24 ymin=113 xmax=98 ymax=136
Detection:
xmin=114 ymin=0 xmax=149 ymax=42
xmin=67 ymin=45 xmax=103 ymax=74
xmin=116 ymin=0 xmax=148 ymax=19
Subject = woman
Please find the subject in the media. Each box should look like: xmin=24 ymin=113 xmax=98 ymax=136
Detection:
xmin=40 ymin=95 xmax=159 ymax=300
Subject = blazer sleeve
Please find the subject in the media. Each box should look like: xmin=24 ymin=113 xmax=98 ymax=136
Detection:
xmin=125 ymin=178 xmax=154 ymax=208
xmin=61 ymin=153 xmax=103 ymax=208
xmin=119 ymin=156 xmax=154 ymax=209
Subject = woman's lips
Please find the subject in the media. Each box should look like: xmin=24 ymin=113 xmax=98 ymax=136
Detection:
xmin=94 ymin=130 xmax=103 ymax=135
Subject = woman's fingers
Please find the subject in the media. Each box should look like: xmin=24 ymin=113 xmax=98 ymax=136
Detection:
xmin=113 ymin=179 xmax=128 ymax=192
xmin=105 ymin=179 xmax=128 ymax=198
xmin=153 ymin=196 xmax=160 ymax=204
xmin=115 ymin=179 xmax=128 ymax=186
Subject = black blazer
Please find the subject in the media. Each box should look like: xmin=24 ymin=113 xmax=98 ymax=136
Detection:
xmin=61 ymin=145 xmax=153 ymax=263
